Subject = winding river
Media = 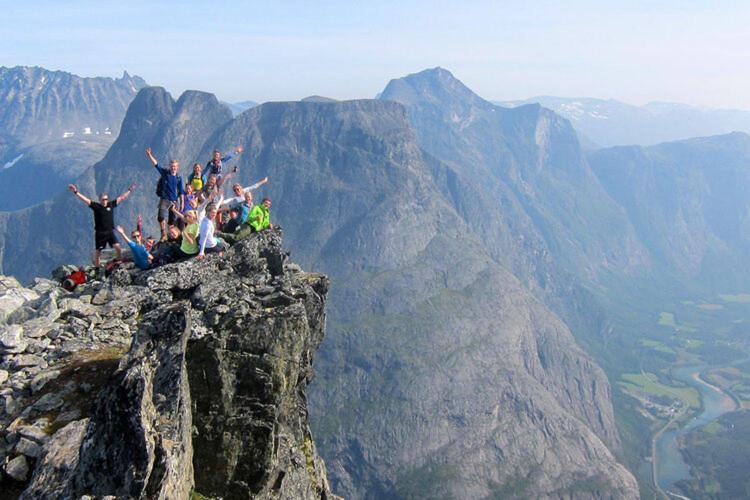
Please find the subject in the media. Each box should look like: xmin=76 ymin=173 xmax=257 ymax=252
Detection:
xmin=653 ymin=365 xmax=738 ymax=497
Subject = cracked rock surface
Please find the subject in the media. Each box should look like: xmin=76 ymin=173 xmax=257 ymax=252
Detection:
xmin=0 ymin=229 xmax=335 ymax=499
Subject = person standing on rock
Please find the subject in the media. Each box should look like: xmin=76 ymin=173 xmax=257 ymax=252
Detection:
xmin=187 ymin=163 xmax=209 ymax=192
xmin=206 ymin=146 xmax=243 ymax=177
xmin=68 ymin=183 xmax=136 ymax=267
xmin=146 ymin=147 xmax=184 ymax=242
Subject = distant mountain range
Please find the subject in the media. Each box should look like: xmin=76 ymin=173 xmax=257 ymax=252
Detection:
xmin=498 ymin=96 xmax=750 ymax=148
xmin=0 ymin=73 xmax=640 ymax=498
xmin=221 ymin=99 xmax=258 ymax=116
xmin=2 ymin=66 xmax=750 ymax=498
xmin=0 ymin=66 xmax=146 ymax=210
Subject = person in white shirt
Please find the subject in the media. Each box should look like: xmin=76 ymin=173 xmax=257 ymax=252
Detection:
xmin=197 ymin=204 xmax=228 ymax=260
xmin=219 ymin=177 xmax=268 ymax=209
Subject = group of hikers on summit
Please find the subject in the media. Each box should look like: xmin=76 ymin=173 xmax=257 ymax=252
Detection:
xmin=69 ymin=146 xmax=273 ymax=271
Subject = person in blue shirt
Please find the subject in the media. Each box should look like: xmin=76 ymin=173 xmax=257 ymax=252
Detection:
xmin=146 ymin=147 xmax=185 ymax=241
xmin=115 ymin=225 xmax=152 ymax=270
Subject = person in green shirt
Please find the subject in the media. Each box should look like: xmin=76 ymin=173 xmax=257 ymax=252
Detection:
xmin=177 ymin=210 xmax=199 ymax=258
xmin=249 ymin=197 xmax=272 ymax=232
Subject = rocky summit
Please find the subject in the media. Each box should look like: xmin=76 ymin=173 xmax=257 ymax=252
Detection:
xmin=0 ymin=229 xmax=336 ymax=499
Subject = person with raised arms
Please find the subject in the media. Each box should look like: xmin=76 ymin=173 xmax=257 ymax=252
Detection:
xmin=219 ymin=177 xmax=268 ymax=209
xmin=145 ymin=147 xmax=184 ymax=241
xmin=206 ymin=146 xmax=244 ymax=177
xmin=68 ymin=182 xmax=136 ymax=267
xmin=114 ymin=225 xmax=152 ymax=270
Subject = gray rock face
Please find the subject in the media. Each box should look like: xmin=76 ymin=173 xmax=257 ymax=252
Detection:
xmin=0 ymin=66 xmax=148 ymax=210
xmin=589 ymin=131 xmax=750 ymax=287
xmin=21 ymin=420 xmax=88 ymax=500
xmin=71 ymin=303 xmax=194 ymax=499
xmin=0 ymin=230 xmax=335 ymax=499
xmin=0 ymin=72 xmax=639 ymax=498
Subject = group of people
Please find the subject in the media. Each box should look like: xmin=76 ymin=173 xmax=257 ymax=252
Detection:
xmin=69 ymin=146 xmax=273 ymax=271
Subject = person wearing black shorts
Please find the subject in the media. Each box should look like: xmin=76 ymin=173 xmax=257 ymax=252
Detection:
xmin=69 ymin=183 xmax=136 ymax=267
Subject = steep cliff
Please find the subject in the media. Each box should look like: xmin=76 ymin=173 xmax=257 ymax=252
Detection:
xmin=0 ymin=83 xmax=638 ymax=498
xmin=589 ymin=131 xmax=750 ymax=289
xmin=0 ymin=229 xmax=335 ymax=499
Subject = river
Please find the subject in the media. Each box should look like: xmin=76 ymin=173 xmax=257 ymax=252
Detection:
xmin=653 ymin=364 xmax=738 ymax=497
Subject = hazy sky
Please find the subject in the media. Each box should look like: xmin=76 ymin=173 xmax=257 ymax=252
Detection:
xmin=3 ymin=1 xmax=750 ymax=109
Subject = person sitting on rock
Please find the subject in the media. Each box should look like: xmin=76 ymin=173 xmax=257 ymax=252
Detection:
xmin=220 ymin=206 xmax=243 ymax=234
xmin=150 ymin=225 xmax=182 ymax=266
xmin=146 ymin=147 xmax=184 ymax=242
xmin=206 ymin=146 xmax=243 ymax=177
xmin=220 ymin=177 xmax=269 ymax=210
xmin=130 ymin=226 xmax=145 ymax=247
xmin=249 ymin=197 xmax=273 ymax=232
xmin=216 ymin=192 xmax=259 ymax=245
xmin=175 ymin=210 xmax=199 ymax=259
xmin=115 ymin=225 xmax=152 ymax=270
xmin=68 ymin=182 xmax=136 ymax=267
xmin=197 ymin=204 xmax=228 ymax=260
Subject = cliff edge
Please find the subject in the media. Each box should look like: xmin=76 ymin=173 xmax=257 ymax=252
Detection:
xmin=0 ymin=229 xmax=335 ymax=499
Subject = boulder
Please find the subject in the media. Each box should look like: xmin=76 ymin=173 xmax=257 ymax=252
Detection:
xmin=20 ymin=420 xmax=89 ymax=500
xmin=5 ymin=454 xmax=29 ymax=481
xmin=0 ymin=276 xmax=38 ymax=324
xmin=0 ymin=324 xmax=28 ymax=354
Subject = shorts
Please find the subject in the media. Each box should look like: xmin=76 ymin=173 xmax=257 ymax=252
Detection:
xmin=157 ymin=198 xmax=177 ymax=224
xmin=95 ymin=231 xmax=118 ymax=251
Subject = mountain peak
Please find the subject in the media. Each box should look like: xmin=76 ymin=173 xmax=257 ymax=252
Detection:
xmin=379 ymin=67 xmax=490 ymax=113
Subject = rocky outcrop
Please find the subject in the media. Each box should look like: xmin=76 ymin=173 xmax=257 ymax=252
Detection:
xmin=0 ymin=229 xmax=335 ymax=499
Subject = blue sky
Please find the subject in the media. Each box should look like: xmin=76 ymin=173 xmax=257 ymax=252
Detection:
xmin=3 ymin=1 xmax=750 ymax=108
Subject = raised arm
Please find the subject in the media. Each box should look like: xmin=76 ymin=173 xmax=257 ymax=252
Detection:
xmin=115 ymin=225 xmax=132 ymax=244
xmin=221 ymin=146 xmax=244 ymax=163
xmin=116 ymin=183 xmax=137 ymax=205
xmin=242 ymin=177 xmax=269 ymax=194
xmin=145 ymin=147 xmax=159 ymax=167
xmin=68 ymin=184 xmax=92 ymax=205
xmin=170 ymin=205 xmax=186 ymax=221
xmin=197 ymin=191 xmax=217 ymax=212
xmin=216 ymin=167 xmax=238 ymax=187
xmin=182 ymin=226 xmax=196 ymax=245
